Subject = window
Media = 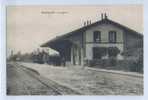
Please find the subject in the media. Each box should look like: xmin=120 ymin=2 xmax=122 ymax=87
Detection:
xmin=93 ymin=31 xmax=101 ymax=42
xmin=109 ymin=31 xmax=116 ymax=43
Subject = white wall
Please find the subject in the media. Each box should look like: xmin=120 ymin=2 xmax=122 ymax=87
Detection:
xmin=85 ymin=24 xmax=124 ymax=43
xmin=85 ymin=23 xmax=124 ymax=60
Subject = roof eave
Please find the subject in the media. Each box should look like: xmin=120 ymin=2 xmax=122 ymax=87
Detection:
xmin=41 ymin=18 xmax=143 ymax=47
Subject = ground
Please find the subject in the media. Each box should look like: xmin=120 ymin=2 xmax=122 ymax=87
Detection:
xmin=7 ymin=62 xmax=81 ymax=95
xmin=7 ymin=61 xmax=143 ymax=95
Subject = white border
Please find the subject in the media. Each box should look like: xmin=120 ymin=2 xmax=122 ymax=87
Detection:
xmin=0 ymin=0 xmax=147 ymax=100
xmin=2 ymin=0 xmax=144 ymax=5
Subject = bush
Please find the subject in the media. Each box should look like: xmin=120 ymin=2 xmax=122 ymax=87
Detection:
xmin=108 ymin=47 xmax=120 ymax=57
xmin=93 ymin=47 xmax=108 ymax=59
xmin=86 ymin=59 xmax=143 ymax=73
xmin=121 ymin=46 xmax=143 ymax=73
xmin=129 ymin=56 xmax=143 ymax=73
xmin=86 ymin=59 xmax=115 ymax=68
xmin=108 ymin=57 xmax=117 ymax=66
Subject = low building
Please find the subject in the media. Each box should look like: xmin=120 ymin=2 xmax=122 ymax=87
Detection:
xmin=41 ymin=13 xmax=143 ymax=66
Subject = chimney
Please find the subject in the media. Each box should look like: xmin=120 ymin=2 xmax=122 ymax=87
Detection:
xmin=101 ymin=13 xmax=103 ymax=20
xmin=89 ymin=20 xmax=91 ymax=24
xmin=84 ymin=19 xmax=91 ymax=26
xmin=87 ymin=20 xmax=89 ymax=25
xmin=84 ymin=21 xmax=86 ymax=26
xmin=104 ymin=13 xmax=107 ymax=19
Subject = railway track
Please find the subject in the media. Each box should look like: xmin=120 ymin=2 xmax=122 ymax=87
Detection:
xmin=8 ymin=62 xmax=143 ymax=95
xmin=8 ymin=62 xmax=82 ymax=95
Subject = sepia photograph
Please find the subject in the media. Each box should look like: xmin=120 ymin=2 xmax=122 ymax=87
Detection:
xmin=6 ymin=5 xmax=143 ymax=95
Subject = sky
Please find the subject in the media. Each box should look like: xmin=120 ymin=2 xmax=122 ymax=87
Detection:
xmin=6 ymin=5 xmax=143 ymax=56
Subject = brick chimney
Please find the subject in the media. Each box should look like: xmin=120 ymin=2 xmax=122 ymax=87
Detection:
xmin=104 ymin=13 xmax=108 ymax=19
xmin=89 ymin=20 xmax=91 ymax=24
xmin=84 ymin=21 xmax=86 ymax=26
xmin=101 ymin=13 xmax=103 ymax=20
xmin=84 ymin=19 xmax=92 ymax=26
xmin=86 ymin=20 xmax=89 ymax=25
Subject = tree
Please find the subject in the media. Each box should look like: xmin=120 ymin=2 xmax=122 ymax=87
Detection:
xmin=108 ymin=47 xmax=120 ymax=66
xmin=93 ymin=47 xmax=107 ymax=59
xmin=108 ymin=47 xmax=120 ymax=57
